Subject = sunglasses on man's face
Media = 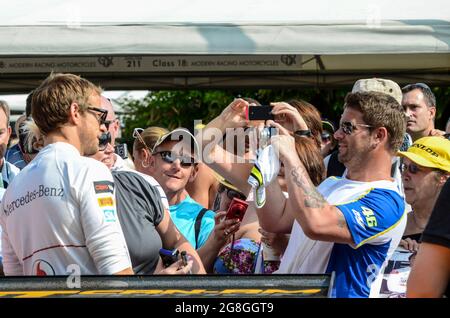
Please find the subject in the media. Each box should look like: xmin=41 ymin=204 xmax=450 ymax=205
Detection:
xmin=338 ymin=121 xmax=373 ymax=135
xmin=154 ymin=151 xmax=195 ymax=167
xmin=87 ymin=106 xmax=108 ymax=125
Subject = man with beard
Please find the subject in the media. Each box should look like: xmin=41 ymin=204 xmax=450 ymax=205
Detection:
xmin=0 ymin=100 xmax=21 ymax=275
xmin=0 ymin=73 xmax=133 ymax=276
xmin=254 ymin=92 xmax=407 ymax=297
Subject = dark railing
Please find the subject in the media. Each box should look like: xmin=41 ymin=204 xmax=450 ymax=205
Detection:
xmin=0 ymin=274 xmax=334 ymax=298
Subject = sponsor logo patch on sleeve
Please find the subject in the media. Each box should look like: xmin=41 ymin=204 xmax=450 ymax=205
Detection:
xmin=98 ymin=196 xmax=114 ymax=207
xmin=102 ymin=209 xmax=117 ymax=222
xmin=93 ymin=181 xmax=114 ymax=194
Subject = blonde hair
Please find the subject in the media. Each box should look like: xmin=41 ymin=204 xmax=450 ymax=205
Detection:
xmin=133 ymin=126 xmax=169 ymax=153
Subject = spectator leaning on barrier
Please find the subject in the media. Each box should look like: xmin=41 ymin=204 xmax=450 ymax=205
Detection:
xmin=0 ymin=73 xmax=133 ymax=276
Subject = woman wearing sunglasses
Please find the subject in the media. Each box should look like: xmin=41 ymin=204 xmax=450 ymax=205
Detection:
xmin=132 ymin=127 xmax=247 ymax=273
xmin=90 ymin=130 xmax=206 ymax=275
xmin=376 ymin=136 xmax=450 ymax=297
xmin=397 ymin=137 xmax=450 ymax=254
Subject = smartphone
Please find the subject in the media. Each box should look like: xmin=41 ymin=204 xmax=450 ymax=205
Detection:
xmin=225 ymin=197 xmax=249 ymax=221
xmin=159 ymin=248 xmax=179 ymax=267
xmin=247 ymin=105 xmax=274 ymax=121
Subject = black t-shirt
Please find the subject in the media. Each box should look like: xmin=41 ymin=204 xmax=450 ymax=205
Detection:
xmin=421 ymin=178 xmax=450 ymax=298
xmin=112 ymin=170 xmax=165 ymax=275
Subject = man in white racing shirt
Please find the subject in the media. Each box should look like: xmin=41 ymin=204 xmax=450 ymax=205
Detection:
xmin=0 ymin=73 xmax=133 ymax=276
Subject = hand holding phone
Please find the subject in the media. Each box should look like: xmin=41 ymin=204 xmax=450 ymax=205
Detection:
xmin=159 ymin=248 xmax=179 ymax=268
xmin=180 ymin=251 xmax=188 ymax=267
xmin=225 ymin=197 xmax=249 ymax=221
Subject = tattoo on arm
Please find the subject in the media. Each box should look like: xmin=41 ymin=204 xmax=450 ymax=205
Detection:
xmin=336 ymin=209 xmax=347 ymax=228
xmin=290 ymin=166 xmax=326 ymax=208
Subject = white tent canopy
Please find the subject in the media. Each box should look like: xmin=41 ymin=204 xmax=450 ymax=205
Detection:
xmin=0 ymin=0 xmax=449 ymax=92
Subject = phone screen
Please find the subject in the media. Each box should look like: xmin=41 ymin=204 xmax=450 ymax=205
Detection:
xmin=247 ymin=106 xmax=274 ymax=121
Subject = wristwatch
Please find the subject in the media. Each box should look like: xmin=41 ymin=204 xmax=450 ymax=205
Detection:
xmin=294 ymin=129 xmax=312 ymax=137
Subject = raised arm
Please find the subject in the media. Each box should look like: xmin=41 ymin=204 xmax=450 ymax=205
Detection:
xmin=196 ymin=98 xmax=253 ymax=194
xmin=254 ymin=178 xmax=294 ymax=234
xmin=268 ymin=121 xmax=353 ymax=244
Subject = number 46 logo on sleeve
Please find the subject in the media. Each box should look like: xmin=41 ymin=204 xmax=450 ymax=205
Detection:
xmin=361 ymin=207 xmax=378 ymax=227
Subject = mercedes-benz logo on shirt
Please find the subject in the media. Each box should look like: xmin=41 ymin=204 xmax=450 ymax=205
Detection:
xmin=32 ymin=259 xmax=55 ymax=276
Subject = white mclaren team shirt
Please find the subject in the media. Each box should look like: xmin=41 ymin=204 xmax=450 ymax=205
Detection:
xmin=0 ymin=142 xmax=131 ymax=275
xmin=277 ymin=177 xmax=406 ymax=298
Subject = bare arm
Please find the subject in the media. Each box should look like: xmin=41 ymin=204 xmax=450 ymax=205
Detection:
xmin=254 ymin=180 xmax=294 ymax=234
xmin=113 ymin=267 xmax=134 ymax=275
xmin=196 ymin=98 xmax=253 ymax=194
xmin=283 ymin=161 xmax=352 ymax=243
xmin=407 ymin=242 xmax=450 ymax=298
xmin=268 ymin=124 xmax=353 ymax=244
xmin=156 ymin=209 xmax=206 ymax=274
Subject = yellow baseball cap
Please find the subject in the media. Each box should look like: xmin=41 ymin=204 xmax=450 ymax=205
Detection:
xmin=397 ymin=136 xmax=450 ymax=172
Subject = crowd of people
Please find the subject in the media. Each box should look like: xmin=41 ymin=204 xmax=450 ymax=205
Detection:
xmin=0 ymin=73 xmax=448 ymax=298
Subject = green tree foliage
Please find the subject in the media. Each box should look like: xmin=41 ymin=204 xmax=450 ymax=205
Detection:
xmin=118 ymin=86 xmax=449 ymax=147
